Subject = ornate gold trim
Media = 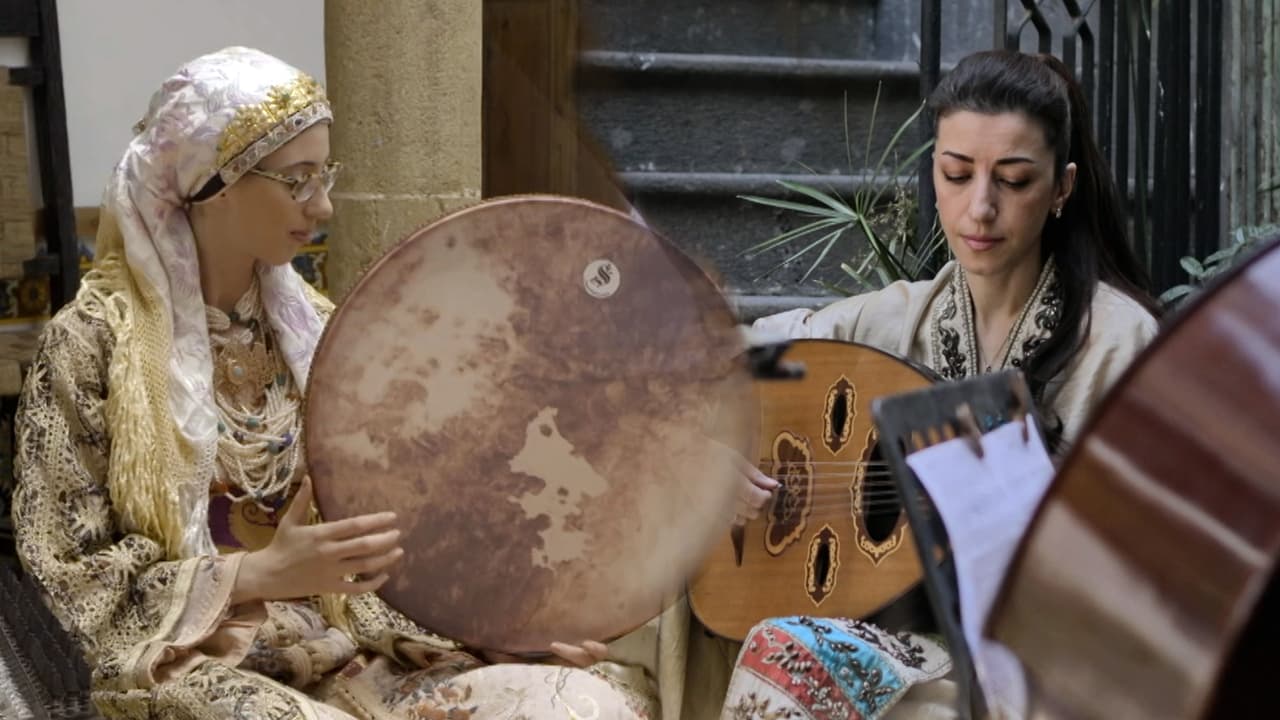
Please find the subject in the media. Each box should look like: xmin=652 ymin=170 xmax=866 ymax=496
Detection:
xmin=849 ymin=427 xmax=906 ymax=565
xmin=822 ymin=375 xmax=856 ymax=454
xmin=216 ymin=75 xmax=329 ymax=169
xmin=804 ymin=524 xmax=841 ymax=606
xmin=764 ymin=431 xmax=814 ymax=557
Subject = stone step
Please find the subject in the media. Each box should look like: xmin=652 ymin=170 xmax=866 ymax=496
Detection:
xmin=580 ymin=0 xmax=890 ymax=59
xmin=577 ymin=51 xmax=929 ymax=175
xmin=579 ymin=0 xmax=991 ymax=63
xmin=567 ymin=0 xmax=992 ymax=298
xmin=621 ymin=170 xmax=915 ymax=195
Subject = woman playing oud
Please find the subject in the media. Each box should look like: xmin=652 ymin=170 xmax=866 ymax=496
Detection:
xmin=689 ymin=49 xmax=1163 ymax=720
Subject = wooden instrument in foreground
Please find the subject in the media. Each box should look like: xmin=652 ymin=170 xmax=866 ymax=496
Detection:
xmin=305 ymin=195 xmax=754 ymax=653
xmin=988 ymin=237 xmax=1280 ymax=719
xmin=690 ymin=339 xmax=936 ymax=640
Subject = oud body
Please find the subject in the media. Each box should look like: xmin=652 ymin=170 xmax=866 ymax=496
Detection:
xmin=690 ymin=339 xmax=936 ymax=640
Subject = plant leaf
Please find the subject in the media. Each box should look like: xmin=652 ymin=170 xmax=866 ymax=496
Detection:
xmin=840 ymin=262 xmax=876 ymax=289
xmin=789 ymin=161 xmax=851 ymax=199
xmin=910 ymin=230 xmax=949 ymax=278
xmin=864 ymin=83 xmax=882 ymax=171
xmin=754 ymin=232 xmax=839 ymax=280
xmin=739 ymin=194 xmax=846 ymax=219
xmin=1203 ymin=247 xmax=1238 ymax=266
xmin=858 ymin=213 xmax=910 ymax=281
xmin=739 ymin=217 xmax=845 ymax=257
xmin=870 ymin=101 xmax=926 ymax=183
xmin=776 ymin=180 xmax=855 ymax=216
xmin=868 ymin=138 xmax=935 ymax=210
xmin=799 ymin=227 xmax=847 ymax=282
xmin=816 ymin=279 xmax=857 ymax=297
xmin=1179 ymin=256 xmax=1205 ymax=277
xmin=844 ymin=90 xmax=855 ymax=176
xmin=1158 ymin=285 xmax=1194 ymax=305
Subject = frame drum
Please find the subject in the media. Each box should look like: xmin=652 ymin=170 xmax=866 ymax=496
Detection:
xmin=305 ymin=195 xmax=754 ymax=653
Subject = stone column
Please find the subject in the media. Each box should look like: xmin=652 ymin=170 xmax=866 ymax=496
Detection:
xmin=323 ymin=1 xmax=483 ymax=302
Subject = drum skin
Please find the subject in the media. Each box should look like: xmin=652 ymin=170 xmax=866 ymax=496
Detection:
xmin=305 ymin=195 xmax=754 ymax=653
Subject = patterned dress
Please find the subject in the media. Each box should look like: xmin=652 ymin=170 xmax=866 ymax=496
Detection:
xmin=12 ymin=291 xmax=657 ymax=720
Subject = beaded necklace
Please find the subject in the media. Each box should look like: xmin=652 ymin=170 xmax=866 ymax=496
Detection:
xmin=205 ymin=275 xmax=301 ymax=507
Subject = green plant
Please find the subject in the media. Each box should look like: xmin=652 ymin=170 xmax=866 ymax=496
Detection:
xmin=1159 ymin=224 xmax=1279 ymax=307
xmin=738 ymin=86 xmax=948 ymax=294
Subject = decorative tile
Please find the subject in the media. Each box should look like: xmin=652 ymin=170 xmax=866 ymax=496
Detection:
xmin=291 ymin=243 xmax=329 ymax=294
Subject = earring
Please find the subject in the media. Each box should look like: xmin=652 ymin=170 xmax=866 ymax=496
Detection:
xmin=1054 ymin=206 xmax=1062 ymax=218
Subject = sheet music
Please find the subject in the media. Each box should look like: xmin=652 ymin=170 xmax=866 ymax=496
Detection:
xmin=905 ymin=416 xmax=1055 ymax=719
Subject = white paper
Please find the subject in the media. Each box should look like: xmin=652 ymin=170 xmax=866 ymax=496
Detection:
xmin=905 ymin=416 xmax=1056 ymax=718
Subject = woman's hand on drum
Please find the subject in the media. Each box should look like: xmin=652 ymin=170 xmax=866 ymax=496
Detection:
xmin=231 ymin=476 xmax=405 ymax=603
xmin=476 ymin=641 xmax=609 ymax=668
xmin=548 ymin=640 xmax=610 ymax=668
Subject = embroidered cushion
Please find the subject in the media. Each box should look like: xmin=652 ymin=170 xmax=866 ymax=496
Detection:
xmin=722 ymin=617 xmax=951 ymax=720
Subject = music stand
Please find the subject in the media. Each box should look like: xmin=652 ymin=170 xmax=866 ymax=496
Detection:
xmin=871 ymin=369 xmax=1046 ymax=720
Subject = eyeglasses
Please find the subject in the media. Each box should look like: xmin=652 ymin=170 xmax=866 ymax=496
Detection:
xmin=247 ymin=160 xmax=342 ymax=203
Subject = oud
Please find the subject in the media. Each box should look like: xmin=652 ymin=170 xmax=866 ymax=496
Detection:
xmin=690 ymin=339 xmax=936 ymax=640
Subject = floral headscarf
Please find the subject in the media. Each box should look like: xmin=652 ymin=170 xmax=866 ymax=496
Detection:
xmin=88 ymin=47 xmax=331 ymax=557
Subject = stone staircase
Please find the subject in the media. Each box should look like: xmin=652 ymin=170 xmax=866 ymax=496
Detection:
xmin=575 ymin=0 xmax=990 ymax=319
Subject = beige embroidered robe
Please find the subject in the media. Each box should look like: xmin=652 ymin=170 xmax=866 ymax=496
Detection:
xmin=12 ymin=290 xmax=658 ymax=720
xmin=750 ymin=260 xmax=1159 ymax=449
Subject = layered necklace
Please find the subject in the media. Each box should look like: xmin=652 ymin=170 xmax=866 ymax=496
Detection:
xmin=206 ymin=275 xmax=302 ymax=508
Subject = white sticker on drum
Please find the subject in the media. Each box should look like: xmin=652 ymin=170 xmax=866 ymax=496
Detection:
xmin=583 ymin=259 xmax=621 ymax=298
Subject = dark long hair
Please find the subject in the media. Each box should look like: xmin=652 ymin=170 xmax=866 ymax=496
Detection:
xmin=927 ymin=50 xmax=1158 ymax=415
